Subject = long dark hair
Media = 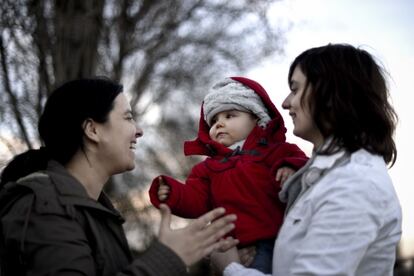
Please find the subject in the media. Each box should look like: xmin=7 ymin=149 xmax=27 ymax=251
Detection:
xmin=0 ymin=78 xmax=123 ymax=187
xmin=288 ymin=44 xmax=397 ymax=165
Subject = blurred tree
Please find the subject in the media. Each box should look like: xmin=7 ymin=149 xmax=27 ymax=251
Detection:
xmin=0 ymin=0 xmax=286 ymax=254
xmin=1 ymin=0 xmax=286 ymax=187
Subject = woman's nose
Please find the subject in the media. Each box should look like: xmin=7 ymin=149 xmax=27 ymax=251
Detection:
xmin=281 ymin=96 xmax=290 ymax=109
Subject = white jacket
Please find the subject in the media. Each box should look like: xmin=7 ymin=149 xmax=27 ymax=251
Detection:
xmin=224 ymin=149 xmax=402 ymax=276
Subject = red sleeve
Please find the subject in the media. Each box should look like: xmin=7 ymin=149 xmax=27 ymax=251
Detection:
xmin=268 ymin=143 xmax=309 ymax=176
xmin=148 ymin=162 xmax=212 ymax=218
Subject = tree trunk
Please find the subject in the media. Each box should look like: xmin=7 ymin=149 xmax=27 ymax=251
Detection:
xmin=52 ymin=0 xmax=104 ymax=84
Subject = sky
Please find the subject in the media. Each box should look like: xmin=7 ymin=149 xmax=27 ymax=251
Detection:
xmin=248 ymin=0 xmax=414 ymax=257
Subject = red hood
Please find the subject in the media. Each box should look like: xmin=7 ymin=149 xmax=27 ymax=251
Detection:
xmin=184 ymin=77 xmax=287 ymax=157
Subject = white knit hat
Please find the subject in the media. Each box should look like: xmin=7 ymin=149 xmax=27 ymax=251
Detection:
xmin=203 ymin=78 xmax=271 ymax=127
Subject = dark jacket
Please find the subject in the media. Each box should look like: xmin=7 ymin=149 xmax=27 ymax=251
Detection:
xmin=149 ymin=77 xmax=308 ymax=246
xmin=0 ymin=161 xmax=186 ymax=276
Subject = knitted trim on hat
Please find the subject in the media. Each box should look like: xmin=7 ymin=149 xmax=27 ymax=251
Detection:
xmin=206 ymin=103 xmax=251 ymax=125
xmin=203 ymin=78 xmax=271 ymax=127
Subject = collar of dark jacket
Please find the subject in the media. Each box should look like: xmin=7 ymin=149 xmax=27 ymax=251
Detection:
xmin=42 ymin=160 xmax=123 ymax=220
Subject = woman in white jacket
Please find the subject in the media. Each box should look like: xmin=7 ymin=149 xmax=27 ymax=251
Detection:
xmin=212 ymin=43 xmax=402 ymax=276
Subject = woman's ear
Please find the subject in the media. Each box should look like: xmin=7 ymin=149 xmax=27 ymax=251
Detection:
xmin=83 ymin=119 xmax=100 ymax=143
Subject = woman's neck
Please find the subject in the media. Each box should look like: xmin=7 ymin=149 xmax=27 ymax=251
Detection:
xmin=308 ymin=132 xmax=324 ymax=151
xmin=65 ymin=151 xmax=108 ymax=200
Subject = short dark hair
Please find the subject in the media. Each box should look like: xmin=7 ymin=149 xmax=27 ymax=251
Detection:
xmin=1 ymin=77 xmax=123 ymax=187
xmin=288 ymin=44 xmax=397 ymax=165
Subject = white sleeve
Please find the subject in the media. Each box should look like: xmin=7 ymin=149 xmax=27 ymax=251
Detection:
xmin=223 ymin=263 xmax=271 ymax=276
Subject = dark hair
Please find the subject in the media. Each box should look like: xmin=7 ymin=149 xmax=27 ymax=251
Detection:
xmin=0 ymin=78 xmax=123 ymax=187
xmin=288 ymin=43 xmax=397 ymax=165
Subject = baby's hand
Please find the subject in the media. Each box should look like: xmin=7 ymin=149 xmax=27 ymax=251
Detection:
xmin=276 ymin=166 xmax=295 ymax=185
xmin=158 ymin=176 xmax=170 ymax=201
xmin=238 ymin=245 xmax=256 ymax=267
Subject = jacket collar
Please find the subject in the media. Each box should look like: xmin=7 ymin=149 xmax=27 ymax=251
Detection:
xmin=47 ymin=160 xmax=123 ymax=219
xmin=279 ymin=145 xmax=349 ymax=214
xmin=47 ymin=160 xmax=90 ymax=198
xmin=309 ymin=150 xmax=347 ymax=170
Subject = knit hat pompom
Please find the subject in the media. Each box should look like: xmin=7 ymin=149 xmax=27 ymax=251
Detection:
xmin=203 ymin=78 xmax=271 ymax=127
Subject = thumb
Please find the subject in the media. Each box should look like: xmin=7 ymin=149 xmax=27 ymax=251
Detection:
xmin=159 ymin=204 xmax=171 ymax=234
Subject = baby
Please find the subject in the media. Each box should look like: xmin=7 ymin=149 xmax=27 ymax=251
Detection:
xmin=149 ymin=77 xmax=308 ymax=273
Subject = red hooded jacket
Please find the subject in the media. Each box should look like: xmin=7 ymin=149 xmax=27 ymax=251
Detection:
xmin=149 ymin=77 xmax=308 ymax=246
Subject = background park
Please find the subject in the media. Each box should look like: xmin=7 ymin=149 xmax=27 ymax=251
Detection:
xmin=1 ymin=0 xmax=412 ymax=274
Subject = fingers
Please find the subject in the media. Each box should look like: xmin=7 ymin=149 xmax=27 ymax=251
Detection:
xmin=158 ymin=204 xmax=171 ymax=235
xmin=279 ymin=173 xmax=289 ymax=185
xmin=218 ymin=237 xmax=239 ymax=252
xmin=158 ymin=207 xmax=237 ymax=267
xmin=275 ymin=169 xmax=283 ymax=182
xmin=195 ymin=214 xmax=237 ymax=250
xmin=158 ymin=186 xmax=170 ymax=201
xmin=276 ymin=167 xmax=295 ymax=184
xmin=204 ymin=237 xmax=239 ymax=258
xmin=188 ymin=208 xmax=237 ymax=252
xmin=157 ymin=176 xmax=170 ymax=201
xmin=210 ymin=246 xmax=240 ymax=273
xmin=281 ymin=170 xmax=294 ymax=184
xmin=209 ymin=214 xmax=237 ymax=237
xmin=194 ymin=207 xmax=226 ymax=228
xmin=238 ymin=246 xmax=256 ymax=266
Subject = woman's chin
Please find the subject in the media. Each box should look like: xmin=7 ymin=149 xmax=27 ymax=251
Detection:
xmin=125 ymin=162 xmax=136 ymax=171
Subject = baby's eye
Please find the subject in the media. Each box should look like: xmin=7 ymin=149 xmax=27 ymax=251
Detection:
xmin=226 ymin=113 xmax=235 ymax=119
xmin=126 ymin=116 xmax=135 ymax=121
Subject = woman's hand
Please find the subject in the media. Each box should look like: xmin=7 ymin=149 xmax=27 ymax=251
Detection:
xmin=158 ymin=204 xmax=238 ymax=266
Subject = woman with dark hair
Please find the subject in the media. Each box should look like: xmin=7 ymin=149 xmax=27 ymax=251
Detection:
xmin=211 ymin=44 xmax=402 ymax=275
xmin=0 ymin=78 xmax=237 ymax=275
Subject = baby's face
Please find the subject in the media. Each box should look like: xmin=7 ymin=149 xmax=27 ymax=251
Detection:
xmin=209 ymin=110 xmax=257 ymax=147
